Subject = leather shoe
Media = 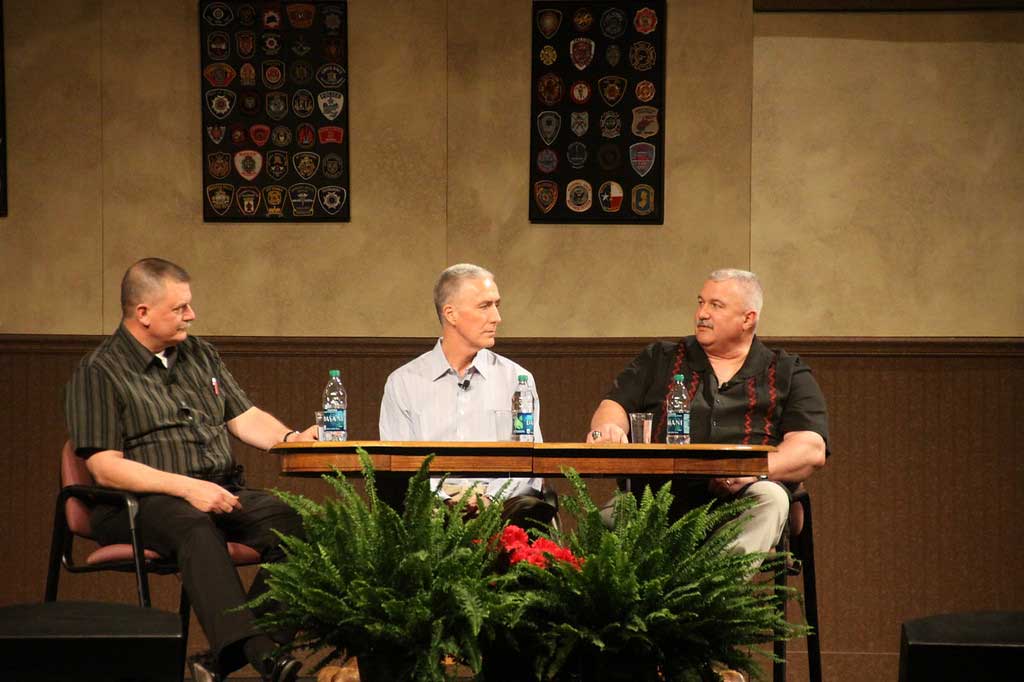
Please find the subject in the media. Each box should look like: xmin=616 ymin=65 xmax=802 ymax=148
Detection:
xmin=188 ymin=651 xmax=221 ymax=682
xmin=263 ymin=654 xmax=302 ymax=682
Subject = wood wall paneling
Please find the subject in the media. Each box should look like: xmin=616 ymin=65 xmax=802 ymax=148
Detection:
xmin=1 ymin=335 xmax=1020 ymax=682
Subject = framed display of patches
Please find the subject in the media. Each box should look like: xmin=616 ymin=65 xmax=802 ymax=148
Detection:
xmin=200 ymin=1 xmax=349 ymax=221
xmin=529 ymin=1 xmax=665 ymax=224
xmin=0 ymin=6 xmax=7 ymax=217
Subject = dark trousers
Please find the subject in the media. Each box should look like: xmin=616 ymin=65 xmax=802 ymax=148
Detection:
xmin=90 ymin=488 xmax=303 ymax=674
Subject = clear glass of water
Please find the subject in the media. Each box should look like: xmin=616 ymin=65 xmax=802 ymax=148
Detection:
xmin=628 ymin=412 xmax=653 ymax=444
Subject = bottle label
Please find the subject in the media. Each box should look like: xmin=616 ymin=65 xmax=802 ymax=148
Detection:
xmin=667 ymin=411 xmax=690 ymax=436
xmin=513 ymin=412 xmax=534 ymax=436
xmin=323 ymin=408 xmax=347 ymax=433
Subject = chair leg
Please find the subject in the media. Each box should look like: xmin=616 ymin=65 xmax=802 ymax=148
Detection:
xmin=44 ymin=494 xmax=68 ymax=601
xmin=798 ymin=497 xmax=822 ymax=682
xmin=124 ymin=496 xmax=154 ymax=607
xmin=178 ymin=585 xmax=192 ymax=682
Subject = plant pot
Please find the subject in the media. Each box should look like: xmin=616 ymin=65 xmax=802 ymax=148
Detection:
xmin=555 ymin=654 xmax=660 ymax=681
xmin=356 ymin=653 xmax=416 ymax=682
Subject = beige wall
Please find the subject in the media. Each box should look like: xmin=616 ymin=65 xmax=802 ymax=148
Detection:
xmin=1 ymin=2 xmax=1021 ymax=337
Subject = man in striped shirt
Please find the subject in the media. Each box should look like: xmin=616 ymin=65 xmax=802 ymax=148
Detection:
xmin=65 ymin=258 xmax=314 ymax=682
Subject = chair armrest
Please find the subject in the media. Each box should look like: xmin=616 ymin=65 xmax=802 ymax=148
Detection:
xmin=60 ymin=484 xmax=140 ymax=509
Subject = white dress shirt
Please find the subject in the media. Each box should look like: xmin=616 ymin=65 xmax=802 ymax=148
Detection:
xmin=378 ymin=339 xmax=543 ymax=500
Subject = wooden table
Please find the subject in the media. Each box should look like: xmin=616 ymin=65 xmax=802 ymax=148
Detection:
xmin=272 ymin=441 xmax=772 ymax=477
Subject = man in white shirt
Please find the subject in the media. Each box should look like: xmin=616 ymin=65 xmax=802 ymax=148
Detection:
xmin=379 ymin=264 xmax=555 ymax=527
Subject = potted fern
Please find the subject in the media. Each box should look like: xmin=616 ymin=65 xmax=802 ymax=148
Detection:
xmin=479 ymin=472 xmax=807 ymax=682
xmin=248 ymin=451 xmax=511 ymax=681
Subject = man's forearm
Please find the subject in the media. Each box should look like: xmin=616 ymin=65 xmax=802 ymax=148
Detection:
xmin=590 ymin=399 xmax=628 ymax=431
xmin=227 ymin=406 xmax=295 ymax=450
xmin=87 ymin=451 xmax=195 ymax=497
xmin=767 ymin=431 xmax=827 ymax=482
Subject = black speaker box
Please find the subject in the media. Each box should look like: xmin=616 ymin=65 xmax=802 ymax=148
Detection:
xmin=899 ymin=611 xmax=1024 ymax=682
xmin=0 ymin=601 xmax=183 ymax=682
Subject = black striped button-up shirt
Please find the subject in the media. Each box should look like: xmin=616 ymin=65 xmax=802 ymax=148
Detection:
xmin=65 ymin=324 xmax=253 ymax=478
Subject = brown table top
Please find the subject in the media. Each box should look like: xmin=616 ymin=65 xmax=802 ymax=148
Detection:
xmin=271 ymin=441 xmax=772 ymax=477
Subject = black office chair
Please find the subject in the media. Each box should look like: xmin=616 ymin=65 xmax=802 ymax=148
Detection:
xmin=45 ymin=441 xmax=262 ymax=681
xmin=773 ymin=486 xmax=822 ymax=682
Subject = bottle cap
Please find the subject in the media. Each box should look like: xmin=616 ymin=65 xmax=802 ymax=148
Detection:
xmin=329 ymin=369 xmax=340 ymax=377
xmin=673 ymin=373 xmax=685 ymax=381
xmin=517 ymin=374 xmax=528 ymax=382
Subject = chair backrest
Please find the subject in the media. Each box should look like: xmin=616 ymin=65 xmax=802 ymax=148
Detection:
xmin=61 ymin=440 xmax=96 ymax=539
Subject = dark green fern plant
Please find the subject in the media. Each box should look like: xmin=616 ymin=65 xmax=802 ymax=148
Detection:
xmin=481 ymin=471 xmax=808 ymax=682
xmin=247 ymin=450 xmax=511 ymax=681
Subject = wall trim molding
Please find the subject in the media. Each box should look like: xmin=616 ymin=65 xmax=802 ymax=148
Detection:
xmin=1 ymin=334 xmax=1020 ymax=358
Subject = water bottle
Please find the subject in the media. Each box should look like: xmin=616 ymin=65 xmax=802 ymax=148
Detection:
xmin=665 ymin=373 xmax=691 ymax=444
xmin=511 ymin=375 xmax=536 ymax=442
xmin=321 ymin=369 xmax=348 ymax=441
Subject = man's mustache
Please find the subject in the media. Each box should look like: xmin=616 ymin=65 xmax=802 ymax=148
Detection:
xmin=697 ymin=320 xmax=713 ymax=329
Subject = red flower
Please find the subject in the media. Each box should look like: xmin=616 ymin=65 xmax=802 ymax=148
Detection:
xmin=499 ymin=525 xmax=584 ymax=571
xmin=500 ymin=525 xmax=530 ymax=551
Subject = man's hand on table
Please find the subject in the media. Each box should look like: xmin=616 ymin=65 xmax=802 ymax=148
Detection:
xmin=586 ymin=424 xmax=628 ymax=443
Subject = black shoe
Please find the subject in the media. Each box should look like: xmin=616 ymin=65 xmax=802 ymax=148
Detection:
xmin=188 ymin=651 xmax=222 ymax=682
xmin=263 ymin=654 xmax=302 ymax=682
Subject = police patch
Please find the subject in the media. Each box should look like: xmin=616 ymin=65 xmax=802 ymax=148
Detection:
xmin=203 ymin=2 xmax=234 ymax=27
xmin=239 ymin=91 xmax=260 ymax=116
xmin=629 ymin=142 xmax=655 ymax=178
xmin=296 ymin=123 xmax=316 ymax=148
xmin=263 ymin=185 xmax=286 ymax=217
xmin=537 ymin=111 xmax=561 ymax=146
xmin=292 ymin=89 xmax=315 ymax=118
xmin=598 ymin=181 xmax=624 ymax=212
xmin=207 ymin=32 xmax=230 ymax=60
xmin=318 ymin=186 xmax=347 ymax=215
xmin=206 ymin=125 xmax=226 ymax=144
xmin=234 ymin=150 xmax=263 ymax=181
xmin=237 ymin=4 xmax=256 ymax=26
xmin=606 ymin=44 xmax=621 ymax=67
xmin=239 ymin=62 xmax=257 ymax=87
xmin=322 ymin=153 xmax=344 ymax=178
xmin=600 ymin=8 xmax=626 ymax=39
xmin=291 ymin=37 xmax=312 ymax=57
xmin=318 ymin=126 xmax=345 ymax=144
xmin=634 ymin=7 xmax=659 ymax=35
xmin=316 ymin=63 xmax=346 ymax=88
xmin=536 ymin=148 xmax=558 ymax=174
xmin=598 ymin=76 xmax=627 ymax=107
xmin=631 ymin=184 xmax=655 ymax=216
xmin=262 ymin=7 xmax=281 ymax=29
xmin=317 ymin=91 xmax=344 ymax=121
xmin=635 ymin=80 xmax=655 ymax=103
xmin=600 ymin=111 xmax=622 ymax=139
xmin=323 ymin=37 xmax=343 ymax=60
xmin=539 ymin=45 xmax=557 ymax=66
xmin=236 ymin=31 xmax=255 ymax=59
xmin=287 ymin=3 xmax=316 ymax=29
xmin=206 ymin=183 xmax=234 ymax=216
xmin=266 ymin=150 xmax=289 ymax=180
xmin=289 ymin=60 xmax=313 ymax=85
xmin=629 ymin=41 xmax=656 ymax=71
xmin=572 ymin=8 xmax=593 ymax=32
xmin=204 ymin=63 xmax=236 ymax=88
xmin=288 ymin=183 xmax=317 ymax=216
xmin=566 ymin=179 xmax=592 ymax=212
xmin=230 ymin=124 xmax=248 ymax=145
xmin=265 ymin=92 xmax=289 ymax=120
xmin=534 ymin=180 xmax=558 ymax=214
xmin=631 ymin=106 xmax=659 ymax=139
xmin=249 ymin=124 xmax=270 ymax=147
xmin=322 ymin=6 xmax=344 ymax=36
xmin=207 ymin=152 xmax=232 ymax=179
xmin=261 ymin=32 xmax=281 ymax=56
xmin=236 ymin=186 xmax=262 ymax=216
xmin=271 ymin=125 xmax=292 ymax=147
xmin=293 ymin=151 xmax=321 ymax=180
xmin=536 ymin=9 xmax=561 ymax=39
xmin=570 ymin=38 xmax=594 ymax=71
xmin=205 ymin=89 xmax=236 ymax=119
xmin=569 ymin=80 xmax=591 ymax=105
xmin=261 ymin=60 xmax=285 ymax=89
xmin=566 ymin=141 xmax=587 ymax=169
xmin=537 ymin=73 xmax=564 ymax=106
xmin=570 ymin=111 xmax=589 ymax=137
xmin=598 ymin=143 xmax=622 ymax=171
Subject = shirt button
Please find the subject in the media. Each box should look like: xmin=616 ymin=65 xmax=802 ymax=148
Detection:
xmin=712 ymin=420 xmax=718 ymax=427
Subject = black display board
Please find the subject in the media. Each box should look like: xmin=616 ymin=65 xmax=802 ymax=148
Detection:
xmin=0 ymin=6 xmax=7 ymax=217
xmin=199 ymin=1 xmax=350 ymax=221
xmin=529 ymin=1 xmax=666 ymax=224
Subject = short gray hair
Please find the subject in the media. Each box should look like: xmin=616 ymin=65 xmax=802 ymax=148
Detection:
xmin=433 ymin=263 xmax=494 ymax=324
xmin=707 ymin=268 xmax=763 ymax=314
xmin=121 ymin=258 xmax=191 ymax=318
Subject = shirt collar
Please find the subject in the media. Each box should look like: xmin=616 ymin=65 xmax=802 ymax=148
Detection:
xmin=427 ymin=338 xmax=491 ymax=382
xmin=114 ymin=323 xmax=181 ymax=373
xmin=687 ymin=335 xmax=772 ymax=379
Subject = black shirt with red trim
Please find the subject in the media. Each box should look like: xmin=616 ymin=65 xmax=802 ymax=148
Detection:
xmin=606 ymin=336 xmax=829 ymax=453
